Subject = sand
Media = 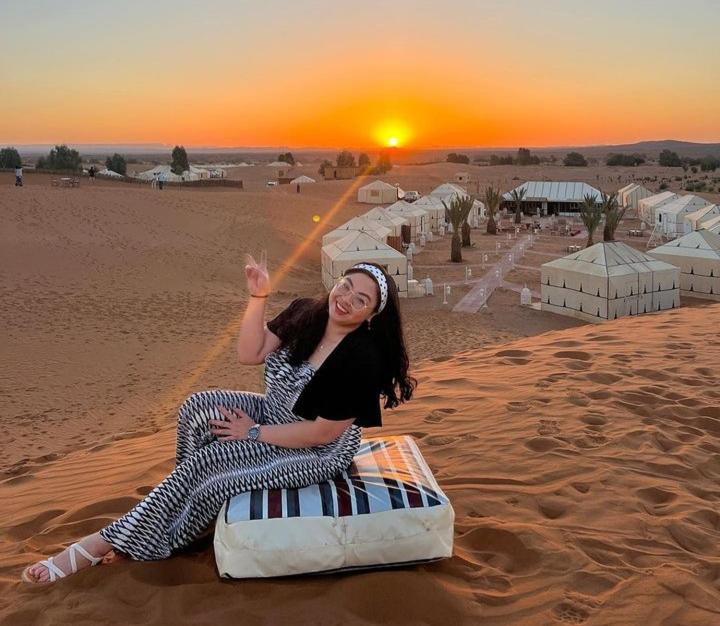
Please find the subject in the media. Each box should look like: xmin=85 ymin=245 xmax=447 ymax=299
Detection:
xmin=1 ymin=169 xmax=719 ymax=624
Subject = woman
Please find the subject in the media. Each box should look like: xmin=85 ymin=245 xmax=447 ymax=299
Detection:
xmin=23 ymin=255 xmax=416 ymax=583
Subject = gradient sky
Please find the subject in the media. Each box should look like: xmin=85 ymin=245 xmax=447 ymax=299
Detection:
xmin=1 ymin=0 xmax=719 ymax=149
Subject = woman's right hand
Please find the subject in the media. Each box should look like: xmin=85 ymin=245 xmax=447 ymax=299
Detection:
xmin=245 ymin=250 xmax=271 ymax=297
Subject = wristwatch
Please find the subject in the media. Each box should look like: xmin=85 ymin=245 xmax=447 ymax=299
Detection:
xmin=247 ymin=424 xmax=261 ymax=442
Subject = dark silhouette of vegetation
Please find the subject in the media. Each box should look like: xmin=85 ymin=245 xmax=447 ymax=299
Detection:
xmin=0 ymin=147 xmax=22 ymax=168
xmin=580 ymin=194 xmax=603 ymax=247
xmin=171 ymin=146 xmax=189 ymax=175
xmin=442 ymin=195 xmax=474 ymax=262
xmin=601 ymin=192 xmax=625 ymax=241
xmin=105 ymin=153 xmax=127 ymax=175
xmin=606 ymin=153 xmax=645 ymax=166
xmin=370 ymin=151 xmax=392 ymax=175
xmin=318 ymin=159 xmax=332 ymax=176
xmin=563 ymin=152 xmax=588 ymax=167
xmin=336 ymin=151 xmax=356 ymax=167
xmin=510 ymin=187 xmax=527 ymax=224
xmin=278 ymin=152 xmax=295 ymax=166
xmin=516 ymin=148 xmax=540 ymax=165
xmin=358 ymin=153 xmax=371 ymax=168
xmin=484 ymin=185 xmax=502 ymax=235
xmin=489 ymin=154 xmax=514 ymax=165
xmin=446 ymin=153 xmax=470 ymax=164
xmin=36 ymin=144 xmax=82 ymax=171
xmin=659 ymin=149 xmax=682 ymax=167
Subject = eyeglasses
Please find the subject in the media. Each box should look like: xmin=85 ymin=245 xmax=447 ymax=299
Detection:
xmin=334 ymin=276 xmax=370 ymax=311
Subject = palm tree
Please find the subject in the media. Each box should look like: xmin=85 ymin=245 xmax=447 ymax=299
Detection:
xmin=484 ymin=185 xmax=502 ymax=235
xmin=601 ymin=192 xmax=625 ymax=241
xmin=510 ymin=187 xmax=527 ymax=224
xmin=442 ymin=194 xmax=474 ymax=262
xmin=580 ymin=193 xmax=603 ymax=248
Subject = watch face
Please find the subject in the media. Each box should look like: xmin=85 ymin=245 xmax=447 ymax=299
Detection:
xmin=249 ymin=425 xmax=260 ymax=440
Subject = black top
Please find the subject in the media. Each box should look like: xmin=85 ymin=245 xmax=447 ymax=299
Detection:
xmin=266 ymin=298 xmax=383 ymax=428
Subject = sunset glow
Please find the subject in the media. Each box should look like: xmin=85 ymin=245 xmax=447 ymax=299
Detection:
xmin=1 ymin=1 xmax=718 ymax=148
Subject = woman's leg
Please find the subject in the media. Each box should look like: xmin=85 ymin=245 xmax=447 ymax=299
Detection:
xmin=175 ymin=390 xmax=265 ymax=466
xmin=99 ymin=434 xmax=358 ymax=561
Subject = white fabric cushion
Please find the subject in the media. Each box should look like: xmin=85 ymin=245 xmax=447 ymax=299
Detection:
xmin=214 ymin=435 xmax=454 ymax=578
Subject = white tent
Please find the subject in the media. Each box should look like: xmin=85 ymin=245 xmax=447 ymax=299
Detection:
xmin=708 ymin=222 xmax=720 ymax=235
xmin=638 ymin=191 xmax=678 ymax=224
xmin=430 ymin=183 xmax=467 ymax=199
xmin=290 ymin=175 xmax=316 ymax=184
xmin=701 ymin=215 xmax=720 ymax=233
xmin=268 ymin=161 xmax=290 ymax=167
xmin=97 ymin=168 xmax=123 ymax=178
xmin=649 ymin=230 xmax=720 ymax=301
xmin=136 ymin=165 xmax=184 ymax=183
xmin=357 ymin=180 xmax=399 ymax=204
xmin=385 ymin=200 xmax=429 ymax=241
xmin=362 ymin=207 xmax=408 ymax=237
xmin=655 ymin=194 xmax=710 ymax=238
xmin=617 ymin=183 xmax=653 ymax=210
xmin=322 ymin=217 xmax=391 ymax=246
xmin=541 ymin=241 xmax=680 ymax=322
xmin=413 ymin=196 xmax=447 ymax=232
xmin=321 ymin=231 xmax=408 ymax=297
xmin=684 ymin=205 xmax=719 ymax=232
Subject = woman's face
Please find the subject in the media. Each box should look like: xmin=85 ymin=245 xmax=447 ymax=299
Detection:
xmin=328 ymin=272 xmax=379 ymax=326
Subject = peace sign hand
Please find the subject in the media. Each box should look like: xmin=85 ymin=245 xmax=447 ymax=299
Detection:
xmin=210 ymin=406 xmax=255 ymax=441
xmin=245 ymin=250 xmax=270 ymax=297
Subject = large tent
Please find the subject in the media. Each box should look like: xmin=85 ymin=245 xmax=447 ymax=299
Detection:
xmin=637 ymin=191 xmax=678 ymax=224
xmin=97 ymin=168 xmax=123 ymax=178
xmin=502 ymin=181 xmax=603 ymax=216
xmin=540 ymin=241 xmax=680 ymax=322
xmin=702 ymin=215 xmax=720 ymax=233
xmin=135 ymin=164 xmax=208 ymax=182
xmin=357 ymin=180 xmax=399 ymax=204
xmin=362 ymin=207 xmax=408 ymax=237
xmin=385 ymin=200 xmax=429 ymax=241
xmin=322 ymin=217 xmax=391 ymax=246
xmin=655 ymin=194 xmax=710 ymax=238
xmin=290 ymin=175 xmax=316 ymax=184
xmin=136 ymin=165 xmax=184 ymax=183
xmin=684 ymin=204 xmax=719 ymax=232
xmin=321 ymin=231 xmax=408 ymax=296
xmin=617 ymin=183 xmax=653 ymax=210
xmin=648 ymin=230 xmax=720 ymax=301
xmin=413 ymin=196 xmax=447 ymax=232
xmin=430 ymin=183 xmax=467 ymax=199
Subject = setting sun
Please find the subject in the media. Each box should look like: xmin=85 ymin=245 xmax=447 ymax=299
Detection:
xmin=388 ymin=137 xmax=398 ymax=147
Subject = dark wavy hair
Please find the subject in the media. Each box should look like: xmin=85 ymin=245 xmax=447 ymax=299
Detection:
xmin=280 ymin=262 xmax=416 ymax=409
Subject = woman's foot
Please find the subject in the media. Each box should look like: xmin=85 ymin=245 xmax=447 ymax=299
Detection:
xmin=22 ymin=533 xmax=113 ymax=584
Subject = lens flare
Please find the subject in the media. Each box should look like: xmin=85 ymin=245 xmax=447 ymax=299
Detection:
xmin=312 ymin=214 xmax=321 ymax=223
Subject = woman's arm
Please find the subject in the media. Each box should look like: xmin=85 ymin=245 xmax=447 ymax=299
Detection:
xmin=236 ymin=252 xmax=281 ymax=364
xmin=213 ymin=408 xmax=354 ymax=448
xmin=236 ymin=297 xmax=281 ymax=364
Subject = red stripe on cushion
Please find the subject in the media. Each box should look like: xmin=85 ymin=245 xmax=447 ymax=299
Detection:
xmin=267 ymin=488 xmax=283 ymax=519
xmin=333 ymin=475 xmax=353 ymax=516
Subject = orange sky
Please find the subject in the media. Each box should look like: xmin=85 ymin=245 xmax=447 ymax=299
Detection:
xmin=1 ymin=1 xmax=719 ymax=149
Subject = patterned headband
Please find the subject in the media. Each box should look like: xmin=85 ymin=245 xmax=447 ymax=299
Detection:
xmin=350 ymin=263 xmax=389 ymax=314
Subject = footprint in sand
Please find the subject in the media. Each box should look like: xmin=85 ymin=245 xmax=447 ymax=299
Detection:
xmin=552 ymin=601 xmax=590 ymax=623
xmin=525 ymin=437 xmax=562 ymax=452
xmin=424 ymin=435 xmax=459 ymax=446
xmin=537 ymin=419 xmax=560 ymax=436
xmin=424 ymin=408 xmax=457 ymax=423
xmin=553 ymin=351 xmax=592 ymax=361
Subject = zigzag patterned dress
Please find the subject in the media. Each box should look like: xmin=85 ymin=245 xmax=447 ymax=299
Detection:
xmin=99 ymin=347 xmax=362 ymax=560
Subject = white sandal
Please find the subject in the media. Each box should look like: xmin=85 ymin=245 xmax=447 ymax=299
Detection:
xmin=22 ymin=542 xmax=104 ymax=583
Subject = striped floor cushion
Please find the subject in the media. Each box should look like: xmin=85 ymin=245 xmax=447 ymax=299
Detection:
xmin=214 ymin=435 xmax=454 ymax=578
